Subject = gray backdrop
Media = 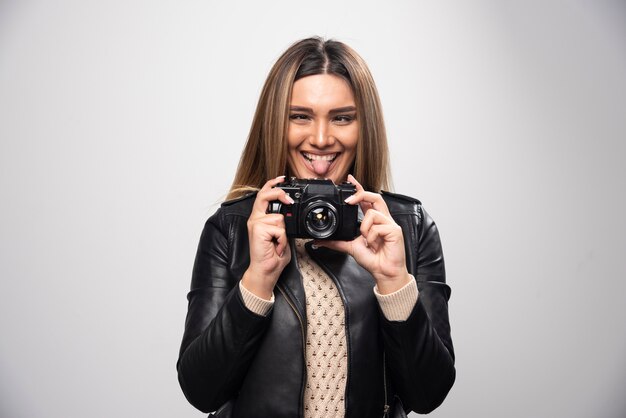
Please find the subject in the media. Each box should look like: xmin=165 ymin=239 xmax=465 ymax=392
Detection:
xmin=1 ymin=1 xmax=625 ymax=417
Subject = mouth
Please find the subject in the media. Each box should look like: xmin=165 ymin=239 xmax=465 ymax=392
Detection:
xmin=300 ymin=151 xmax=340 ymax=177
xmin=302 ymin=152 xmax=339 ymax=163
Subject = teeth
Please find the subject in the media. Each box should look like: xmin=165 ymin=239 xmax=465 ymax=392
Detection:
xmin=303 ymin=152 xmax=337 ymax=161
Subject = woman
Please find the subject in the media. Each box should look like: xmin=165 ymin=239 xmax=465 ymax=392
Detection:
xmin=177 ymin=37 xmax=455 ymax=417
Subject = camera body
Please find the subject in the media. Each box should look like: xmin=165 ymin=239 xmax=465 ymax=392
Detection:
xmin=267 ymin=177 xmax=360 ymax=240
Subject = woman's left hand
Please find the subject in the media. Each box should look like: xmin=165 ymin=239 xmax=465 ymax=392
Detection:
xmin=314 ymin=175 xmax=412 ymax=294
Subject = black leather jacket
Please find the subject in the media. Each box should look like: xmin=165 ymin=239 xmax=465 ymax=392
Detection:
xmin=177 ymin=191 xmax=455 ymax=417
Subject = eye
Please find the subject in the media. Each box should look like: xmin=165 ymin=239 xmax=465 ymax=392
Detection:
xmin=289 ymin=113 xmax=311 ymax=122
xmin=333 ymin=114 xmax=356 ymax=124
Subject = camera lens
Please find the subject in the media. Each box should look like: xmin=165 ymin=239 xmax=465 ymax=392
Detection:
xmin=304 ymin=201 xmax=338 ymax=239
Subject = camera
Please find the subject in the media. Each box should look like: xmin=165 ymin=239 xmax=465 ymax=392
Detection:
xmin=267 ymin=177 xmax=360 ymax=240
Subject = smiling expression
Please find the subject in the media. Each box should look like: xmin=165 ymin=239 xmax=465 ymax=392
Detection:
xmin=286 ymin=74 xmax=358 ymax=184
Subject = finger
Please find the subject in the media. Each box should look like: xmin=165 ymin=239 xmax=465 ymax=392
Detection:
xmin=347 ymin=174 xmax=365 ymax=193
xmin=248 ymin=213 xmax=285 ymax=230
xmin=260 ymin=175 xmax=287 ymax=192
xmin=345 ymin=175 xmax=390 ymax=216
xmin=255 ymin=223 xmax=289 ymax=256
xmin=360 ymin=209 xmax=392 ymax=238
xmin=365 ymin=225 xmax=382 ymax=252
xmin=266 ymin=188 xmax=296 ymax=205
xmin=250 ymin=222 xmax=284 ymax=243
xmin=355 ymin=192 xmax=389 ymax=217
xmin=274 ymin=230 xmax=290 ymax=257
xmin=258 ymin=213 xmax=286 ymax=227
xmin=252 ymin=187 xmax=293 ymax=218
xmin=365 ymin=224 xmax=398 ymax=251
xmin=261 ymin=189 xmax=295 ymax=209
xmin=344 ymin=174 xmax=365 ymax=205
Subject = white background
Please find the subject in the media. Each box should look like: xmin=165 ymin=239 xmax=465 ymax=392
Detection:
xmin=1 ymin=1 xmax=625 ymax=417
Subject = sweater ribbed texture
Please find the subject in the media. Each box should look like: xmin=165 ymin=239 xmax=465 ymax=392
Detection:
xmin=373 ymin=278 xmax=418 ymax=321
xmin=239 ymin=281 xmax=274 ymax=316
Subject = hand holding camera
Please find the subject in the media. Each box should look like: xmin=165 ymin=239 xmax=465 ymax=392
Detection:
xmin=241 ymin=175 xmax=294 ymax=300
xmin=243 ymin=175 xmax=411 ymax=299
xmin=313 ymin=175 xmax=413 ymax=295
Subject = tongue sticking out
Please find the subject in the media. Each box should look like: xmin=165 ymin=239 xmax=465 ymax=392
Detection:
xmin=312 ymin=159 xmax=332 ymax=176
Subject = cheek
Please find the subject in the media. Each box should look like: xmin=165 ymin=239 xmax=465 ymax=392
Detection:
xmin=287 ymin=127 xmax=305 ymax=151
xmin=344 ymin=149 xmax=357 ymax=168
xmin=345 ymin=123 xmax=359 ymax=143
xmin=344 ymin=126 xmax=359 ymax=152
xmin=286 ymin=137 xmax=298 ymax=155
xmin=343 ymin=130 xmax=358 ymax=167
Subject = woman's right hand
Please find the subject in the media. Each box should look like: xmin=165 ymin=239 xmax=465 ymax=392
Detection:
xmin=241 ymin=175 xmax=294 ymax=300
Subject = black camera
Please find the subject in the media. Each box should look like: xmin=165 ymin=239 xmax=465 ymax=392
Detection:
xmin=267 ymin=178 xmax=360 ymax=240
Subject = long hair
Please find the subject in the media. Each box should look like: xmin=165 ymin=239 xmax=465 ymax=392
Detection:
xmin=227 ymin=37 xmax=391 ymax=200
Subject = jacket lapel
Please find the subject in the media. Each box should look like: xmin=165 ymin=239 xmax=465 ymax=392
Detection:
xmin=276 ymin=238 xmax=307 ymax=320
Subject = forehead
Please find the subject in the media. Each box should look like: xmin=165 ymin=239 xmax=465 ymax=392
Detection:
xmin=290 ymin=74 xmax=355 ymax=108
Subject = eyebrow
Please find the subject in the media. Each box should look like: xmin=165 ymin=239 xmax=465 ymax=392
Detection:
xmin=289 ymin=106 xmax=357 ymax=115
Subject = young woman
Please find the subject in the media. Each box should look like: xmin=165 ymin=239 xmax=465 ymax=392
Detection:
xmin=177 ymin=37 xmax=455 ymax=418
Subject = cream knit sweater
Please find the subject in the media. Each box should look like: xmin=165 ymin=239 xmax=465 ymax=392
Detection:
xmin=239 ymin=239 xmax=418 ymax=417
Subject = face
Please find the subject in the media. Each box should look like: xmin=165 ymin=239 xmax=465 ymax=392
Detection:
xmin=287 ymin=74 xmax=358 ymax=184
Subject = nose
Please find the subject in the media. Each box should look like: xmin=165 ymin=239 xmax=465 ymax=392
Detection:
xmin=309 ymin=121 xmax=335 ymax=148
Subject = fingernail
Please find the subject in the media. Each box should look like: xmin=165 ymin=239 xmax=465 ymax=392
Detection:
xmin=277 ymin=175 xmax=286 ymax=179
xmin=286 ymin=194 xmax=295 ymax=204
xmin=344 ymin=195 xmax=355 ymax=203
xmin=311 ymin=244 xmax=319 ymax=250
xmin=280 ymin=250 xmax=285 ymax=257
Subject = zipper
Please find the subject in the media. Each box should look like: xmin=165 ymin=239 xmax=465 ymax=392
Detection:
xmin=276 ymin=283 xmax=307 ymax=418
xmin=383 ymin=351 xmax=389 ymax=417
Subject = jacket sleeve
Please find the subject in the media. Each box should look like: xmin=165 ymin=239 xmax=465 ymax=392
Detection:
xmin=380 ymin=206 xmax=456 ymax=414
xmin=176 ymin=212 xmax=272 ymax=413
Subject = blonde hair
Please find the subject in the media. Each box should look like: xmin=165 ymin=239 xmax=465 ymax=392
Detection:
xmin=227 ymin=37 xmax=391 ymax=200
